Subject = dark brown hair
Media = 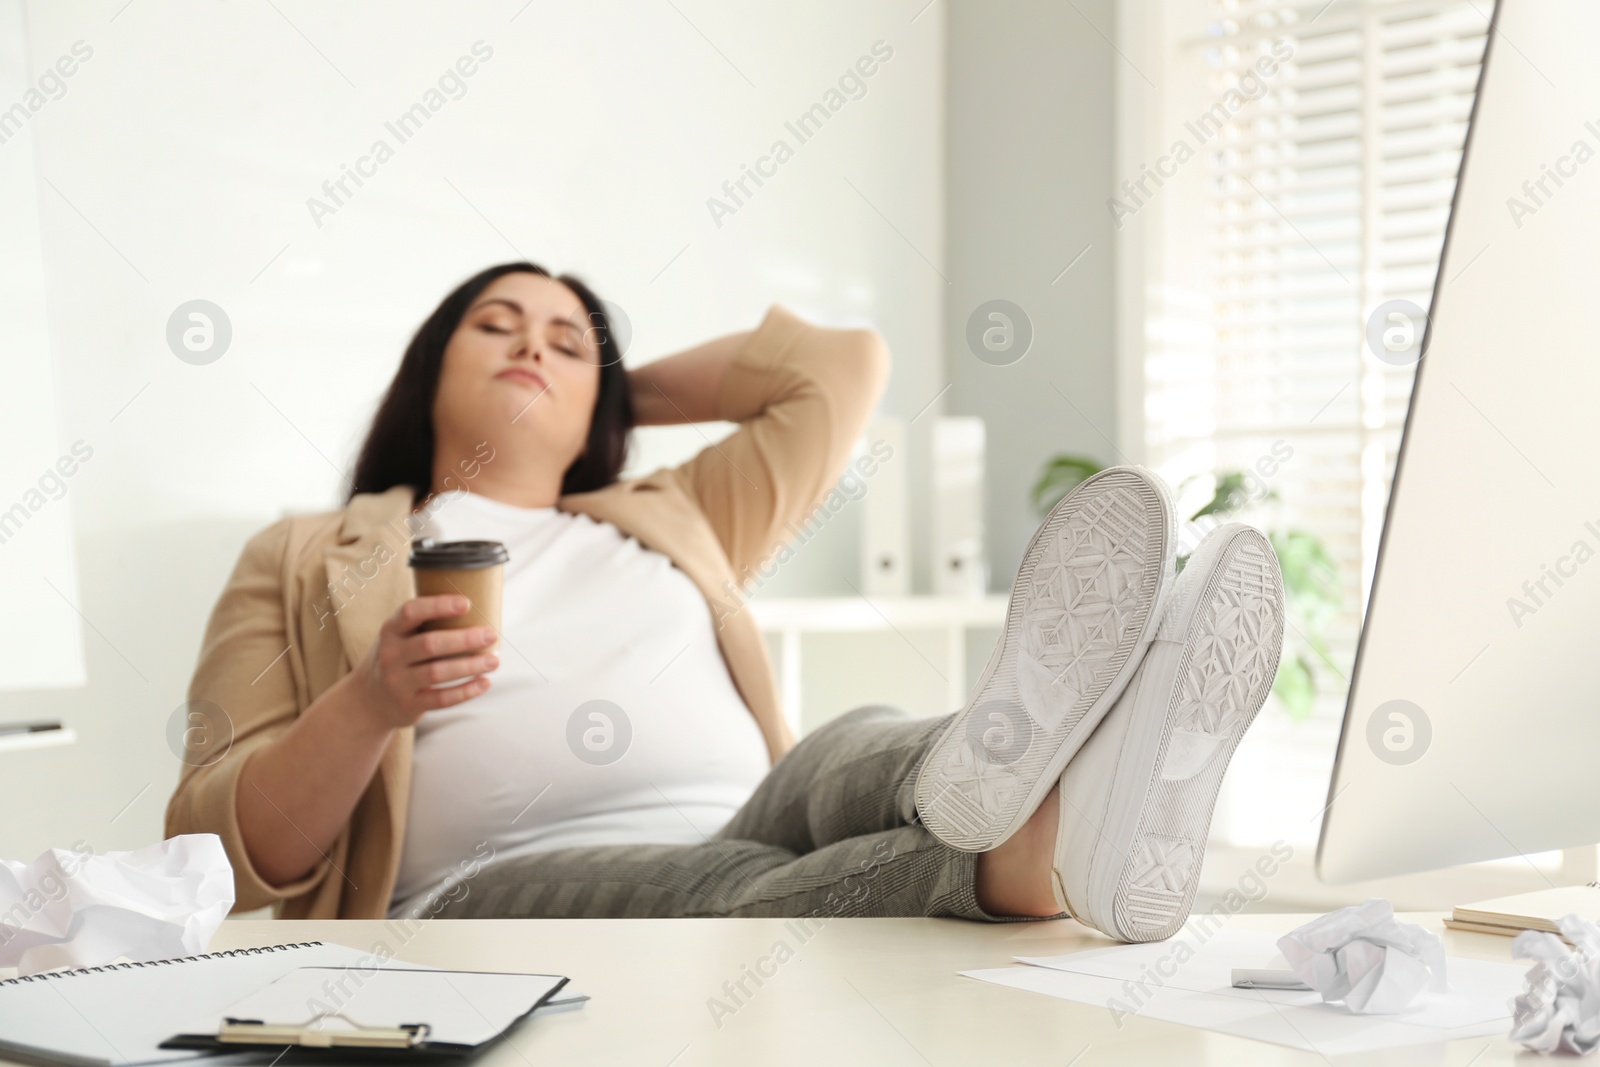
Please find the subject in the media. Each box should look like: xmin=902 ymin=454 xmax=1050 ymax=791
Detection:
xmin=349 ymin=262 xmax=633 ymax=503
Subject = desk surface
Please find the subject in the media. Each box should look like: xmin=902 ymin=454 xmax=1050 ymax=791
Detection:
xmin=96 ymin=912 xmax=1523 ymax=1066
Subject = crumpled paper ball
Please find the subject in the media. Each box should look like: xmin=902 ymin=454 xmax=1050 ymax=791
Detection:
xmin=0 ymin=834 xmax=234 ymax=976
xmin=1277 ymin=898 xmax=1448 ymax=1014
xmin=1510 ymin=913 xmax=1600 ymax=1055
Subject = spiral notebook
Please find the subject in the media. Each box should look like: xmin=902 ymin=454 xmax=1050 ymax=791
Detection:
xmin=0 ymin=941 xmax=582 ymax=1067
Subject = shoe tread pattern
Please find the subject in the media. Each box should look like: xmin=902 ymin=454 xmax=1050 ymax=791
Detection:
xmin=1022 ymin=491 xmax=1154 ymax=714
xmin=917 ymin=471 xmax=1168 ymax=852
xmin=1112 ymin=532 xmax=1284 ymax=942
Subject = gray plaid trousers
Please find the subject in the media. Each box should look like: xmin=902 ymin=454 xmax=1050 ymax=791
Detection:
xmin=424 ymin=706 xmax=1023 ymax=921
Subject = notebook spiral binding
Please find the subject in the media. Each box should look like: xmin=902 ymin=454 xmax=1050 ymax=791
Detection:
xmin=0 ymin=941 xmax=326 ymax=987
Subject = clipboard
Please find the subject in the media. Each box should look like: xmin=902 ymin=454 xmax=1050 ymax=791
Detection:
xmin=161 ymin=966 xmax=571 ymax=1058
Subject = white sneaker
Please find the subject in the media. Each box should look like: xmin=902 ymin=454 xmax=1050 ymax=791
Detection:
xmin=915 ymin=466 xmax=1176 ymax=852
xmin=1051 ymin=523 xmax=1285 ymax=942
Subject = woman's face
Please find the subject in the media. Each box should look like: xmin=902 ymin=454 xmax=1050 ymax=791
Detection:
xmin=432 ymin=272 xmax=602 ymax=472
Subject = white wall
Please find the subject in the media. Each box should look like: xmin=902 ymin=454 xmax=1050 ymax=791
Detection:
xmin=943 ymin=0 xmax=1123 ymax=589
xmin=0 ymin=0 xmax=945 ymax=860
xmin=0 ymin=0 xmax=85 ymax=692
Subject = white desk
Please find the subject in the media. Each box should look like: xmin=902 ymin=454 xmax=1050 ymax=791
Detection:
xmin=84 ymin=913 xmax=1528 ymax=1066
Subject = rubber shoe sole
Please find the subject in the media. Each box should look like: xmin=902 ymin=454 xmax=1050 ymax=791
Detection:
xmin=1051 ymin=523 xmax=1286 ymax=942
xmin=914 ymin=466 xmax=1175 ymax=853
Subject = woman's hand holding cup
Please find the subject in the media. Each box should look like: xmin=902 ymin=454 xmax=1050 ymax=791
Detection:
xmin=348 ymin=595 xmax=500 ymax=730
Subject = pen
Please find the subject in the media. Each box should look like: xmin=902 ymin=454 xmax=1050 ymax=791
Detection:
xmin=1231 ymin=968 xmax=1312 ymax=990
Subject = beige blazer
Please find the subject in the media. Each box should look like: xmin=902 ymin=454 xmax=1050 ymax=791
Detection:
xmin=164 ymin=306 xmax=889 ymax=919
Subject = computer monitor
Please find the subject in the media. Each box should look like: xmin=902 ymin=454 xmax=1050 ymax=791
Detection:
xmin=1317 ymin=0 xmax=1600 ymax=883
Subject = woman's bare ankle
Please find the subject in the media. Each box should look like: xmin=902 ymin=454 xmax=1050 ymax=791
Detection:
xmin=973 ymin=785 xmax=1063 ymax=918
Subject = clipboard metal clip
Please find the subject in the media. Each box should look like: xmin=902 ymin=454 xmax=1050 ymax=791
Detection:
xmin=219 ymin=1013 xmax=432 ymax=1049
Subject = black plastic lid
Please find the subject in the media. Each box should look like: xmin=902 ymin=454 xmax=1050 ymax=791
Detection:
xmin=407 ymin=539 xmax=509 ymax=570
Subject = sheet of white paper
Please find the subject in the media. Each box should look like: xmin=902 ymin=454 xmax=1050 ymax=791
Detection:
xmin=962 ymin=964 xmax=1507 ymax=1056
xmin=963 ymin=928 xmax=1525 ymax=1056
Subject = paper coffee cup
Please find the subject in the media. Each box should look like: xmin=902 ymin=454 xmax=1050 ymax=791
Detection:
xmin=408 ymin=539 xmax=509 ymax=650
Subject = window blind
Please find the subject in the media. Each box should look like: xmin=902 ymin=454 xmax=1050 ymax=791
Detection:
xmin=1147 ymin=0 xmax=1488 ymax=724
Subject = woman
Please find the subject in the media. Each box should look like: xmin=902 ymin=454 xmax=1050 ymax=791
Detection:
xmin=166 ymin=262 xmax=1285 ymax=939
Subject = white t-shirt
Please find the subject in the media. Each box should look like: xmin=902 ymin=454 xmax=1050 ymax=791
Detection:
xmin=388 ymin=490 xmax=770 ymax=917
